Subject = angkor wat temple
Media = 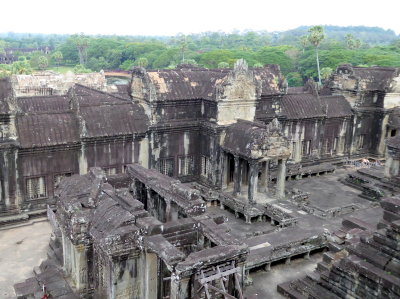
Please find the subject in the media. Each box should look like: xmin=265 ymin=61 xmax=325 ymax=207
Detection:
xmin=1 ymin=61 xmax=399 ymax=298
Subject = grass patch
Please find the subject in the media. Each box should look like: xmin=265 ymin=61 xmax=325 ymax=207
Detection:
xmin=47 ymin=66 xmax=75 ymax=73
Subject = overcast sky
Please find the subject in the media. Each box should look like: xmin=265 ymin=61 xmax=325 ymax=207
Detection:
xmin=2 ymin=0 xmax=400 ymax=36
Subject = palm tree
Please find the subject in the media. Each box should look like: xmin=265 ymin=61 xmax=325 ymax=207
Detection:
xmin=299 ymin=35 xmax=308 ymax=54
xmin=72 ymin=33 xmax=89 ymax=66
xmin=307 ymin=26 xmax=325 ymax=85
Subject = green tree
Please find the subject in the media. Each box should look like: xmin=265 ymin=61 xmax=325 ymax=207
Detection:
xmin=73 ymin=64 xmax=92 ymax=73
xmin=37 ymin=56 xmax=48 ymax=70
xmin=72 ymin=33 xmax=90 ymax=66
xmin=345 ymin=34 xmax=361 ymax=49
xmin=51 ymin=51 xmax=63 ymax=68
xmin=320 ymin=67 xmax=333 ymax=82
xmin=256 ymin=46 xmax=295 ymax=75
xmin=119 ymin=59 xmax=135 ymax=71
xmin=0 ymin=40 xmax=6 ymax=55
xmin=11 ymin=57 xmax=32 ymax=74
xmin=307 ymin=26 xmax=325 ymax=85
xmin=179 ymin=35 xmax=188 ymax=63
xmin=87 ymin=57 xmax=109 ymax=72
xmin=0 ymin=64 xmax=11 ymax=78
xmin=299 ymin=35 xmax=308 ymax=53
xmin=199 ymin=50 xmax=235 ymax=68
xmin=286 ymin=72 xmax=303 ymax=87
xmin=58 ymin=38 xmax=79 ymax=64
xmin=183 ymin=59 xmax=198 ymax=66
xmin=253 ymin=62 xmax=263 ymax=67
xmin=218 ymin=62 xmax=230 ymax=68
xmin=135 ymin=57 xmax=148 ymax=68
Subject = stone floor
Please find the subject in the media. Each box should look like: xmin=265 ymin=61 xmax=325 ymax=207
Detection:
xmin=245 ymin=252 xmax=323 ymax=298
xmin=206 ymin=205 xmax=276 ymax=239
xmin=286 ymin=168 xmax=370 ymax=210
xmin=0 ymin=219 xmax=51 ymax=298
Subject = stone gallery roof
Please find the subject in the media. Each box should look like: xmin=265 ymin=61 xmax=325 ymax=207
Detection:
xmin=222 ymin=119 xmax=290 ymax=160
xmin=0 ymin=77 xmax=13 ymax=113
xmin=55 ymin=167 xmax=245 ymax=264
xmin=137 ymin=66 xmax=229 ymax=101
xmin=389 ymin=107 xmax=400 ymax=129
xmin=17 ymin=96 xmax=70 ymax=113
xmin=13 ymin=84 xmax=150 ymax=148
xmin=16 ymin=112 xmax=80 ymax=148
xmin=127 ymin=163 xmax=205 ymax=215
xmin=387 ymin=135 xmax=400 ymax=149
xmin=330 ymin=64 xmax=400 ymax=92
xmin=254 ymin=65 xmax=286 ymax=95
xmin=131 ymin=62 xmax=285 ymax=101
xmin=11 ymin=71 xmax=107 ymax=96
xmin=75 ymin=85 xmax=149 ymax=138
xmin=324 ymin=95 xmax=353 ymax=118
xmin=279 ymin=92 xmax=352 ymax=120
xmin=55 ymin=168 xmax=141 ymax=250
xmin=79 ymin=104 xmax=148 ymax=138
xmin=281 ymin=93 xmax=325 ymax=119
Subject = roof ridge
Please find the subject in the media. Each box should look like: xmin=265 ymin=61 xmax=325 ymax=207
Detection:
xmin=74 ymin=83 xmax=131 ymax=102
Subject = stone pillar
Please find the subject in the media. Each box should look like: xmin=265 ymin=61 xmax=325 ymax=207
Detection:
xmin=233 ymin=155 xmax=241 ymax=196
xmin=79 ymin=142 xmax=88 ymax=175
xmin=139 ymin=136 xmax=149 ymax=168
xmin=385 ymin=147 xmax=400 ymax=178
xmin=130 ymin=178 xmax=138 ymax=197
xmin=304 ymin=251 xmax=310 ymax=260
xmin=112 ymin=254 xmax=140 ymax=299
xmin=62 ymin=232 xmax=71 ymax=275
xmin=248 ymin=161 xmax=259 ymax=204
xmin=143 ymin=252 xmax=158 ymax=299
xmin=378 ymin=113 xmax=390 ymax=156
xmin=220 ymin=152 xmax=227 ymax=189
xmin=277 ymin=159 xmax=287 ymax=198
xmin=264 ymin=263 xmax=271 ymax=272
xmin=146 ymin=187 xmax=154 ymax=213
xmin=166 ymin=201 xmax=171 ymax=222
xmin=170 ymin=275 xmax=190 ymax=299
xmin=73 ymin=244 xmax=88 ymax=291
xmin=260 ymin=160 xmax=270 ymax=193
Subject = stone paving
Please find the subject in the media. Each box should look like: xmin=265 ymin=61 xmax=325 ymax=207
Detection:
xmin=0 ymin=220 xmax=51 ymax=298
xmin=245 ymin=252 xmax=323 ymax=298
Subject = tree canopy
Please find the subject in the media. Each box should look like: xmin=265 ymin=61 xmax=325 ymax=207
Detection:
xmin=0 ymin=26 xmax=399 ymax=85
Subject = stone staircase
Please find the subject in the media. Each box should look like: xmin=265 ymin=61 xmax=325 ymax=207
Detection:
xmin=278 ymin=196 xmax=400 ymax=299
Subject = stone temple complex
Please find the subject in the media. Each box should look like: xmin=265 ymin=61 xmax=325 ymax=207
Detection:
xmin=0 ymin=60 xmax=399 ymax=298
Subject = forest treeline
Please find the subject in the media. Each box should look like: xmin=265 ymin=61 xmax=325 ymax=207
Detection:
xmin=0 ymin=26 xmax=399 ymax=86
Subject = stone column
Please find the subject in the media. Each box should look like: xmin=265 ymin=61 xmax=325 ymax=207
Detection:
xmin=130 ymin=178 xmax=138 ymax=197
xmin=385 ymin=155 xmax=393 ymax=177
xmin=260 ymin=160 xmax=270 ymax=193
xmin=170 ymin=275 xmax=190 ymax=299
xmin=143 ymin=252 xmax=158 ymax=299
xmin=220 ymin=152 xmax=227 ymax=189
xmin=248 ymin=161 xmax=259 ymax=204
xmin=79 ymin=142 xmax=88 ymax=175
xmin=277 ymin=159 xmax=287 ymax=198
xmin=73 ymin=244 xmax=88 ymax=291
xmin=377 ymin=113 xmax=390 ymax=156
xmin=146 ymin=187 xmax=154 ymax=214
xmin=166 ymin=201 xmax=171 ymax=222
xmin=233 ymin=155 xmax=241 ymax=196
xmin=385 ymin=146 xmax=400 ymax=178
xmin=385 ymin=156 xmax=400 ymax=177
xmin=62 ymin=232 xmax=71 ymax=275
